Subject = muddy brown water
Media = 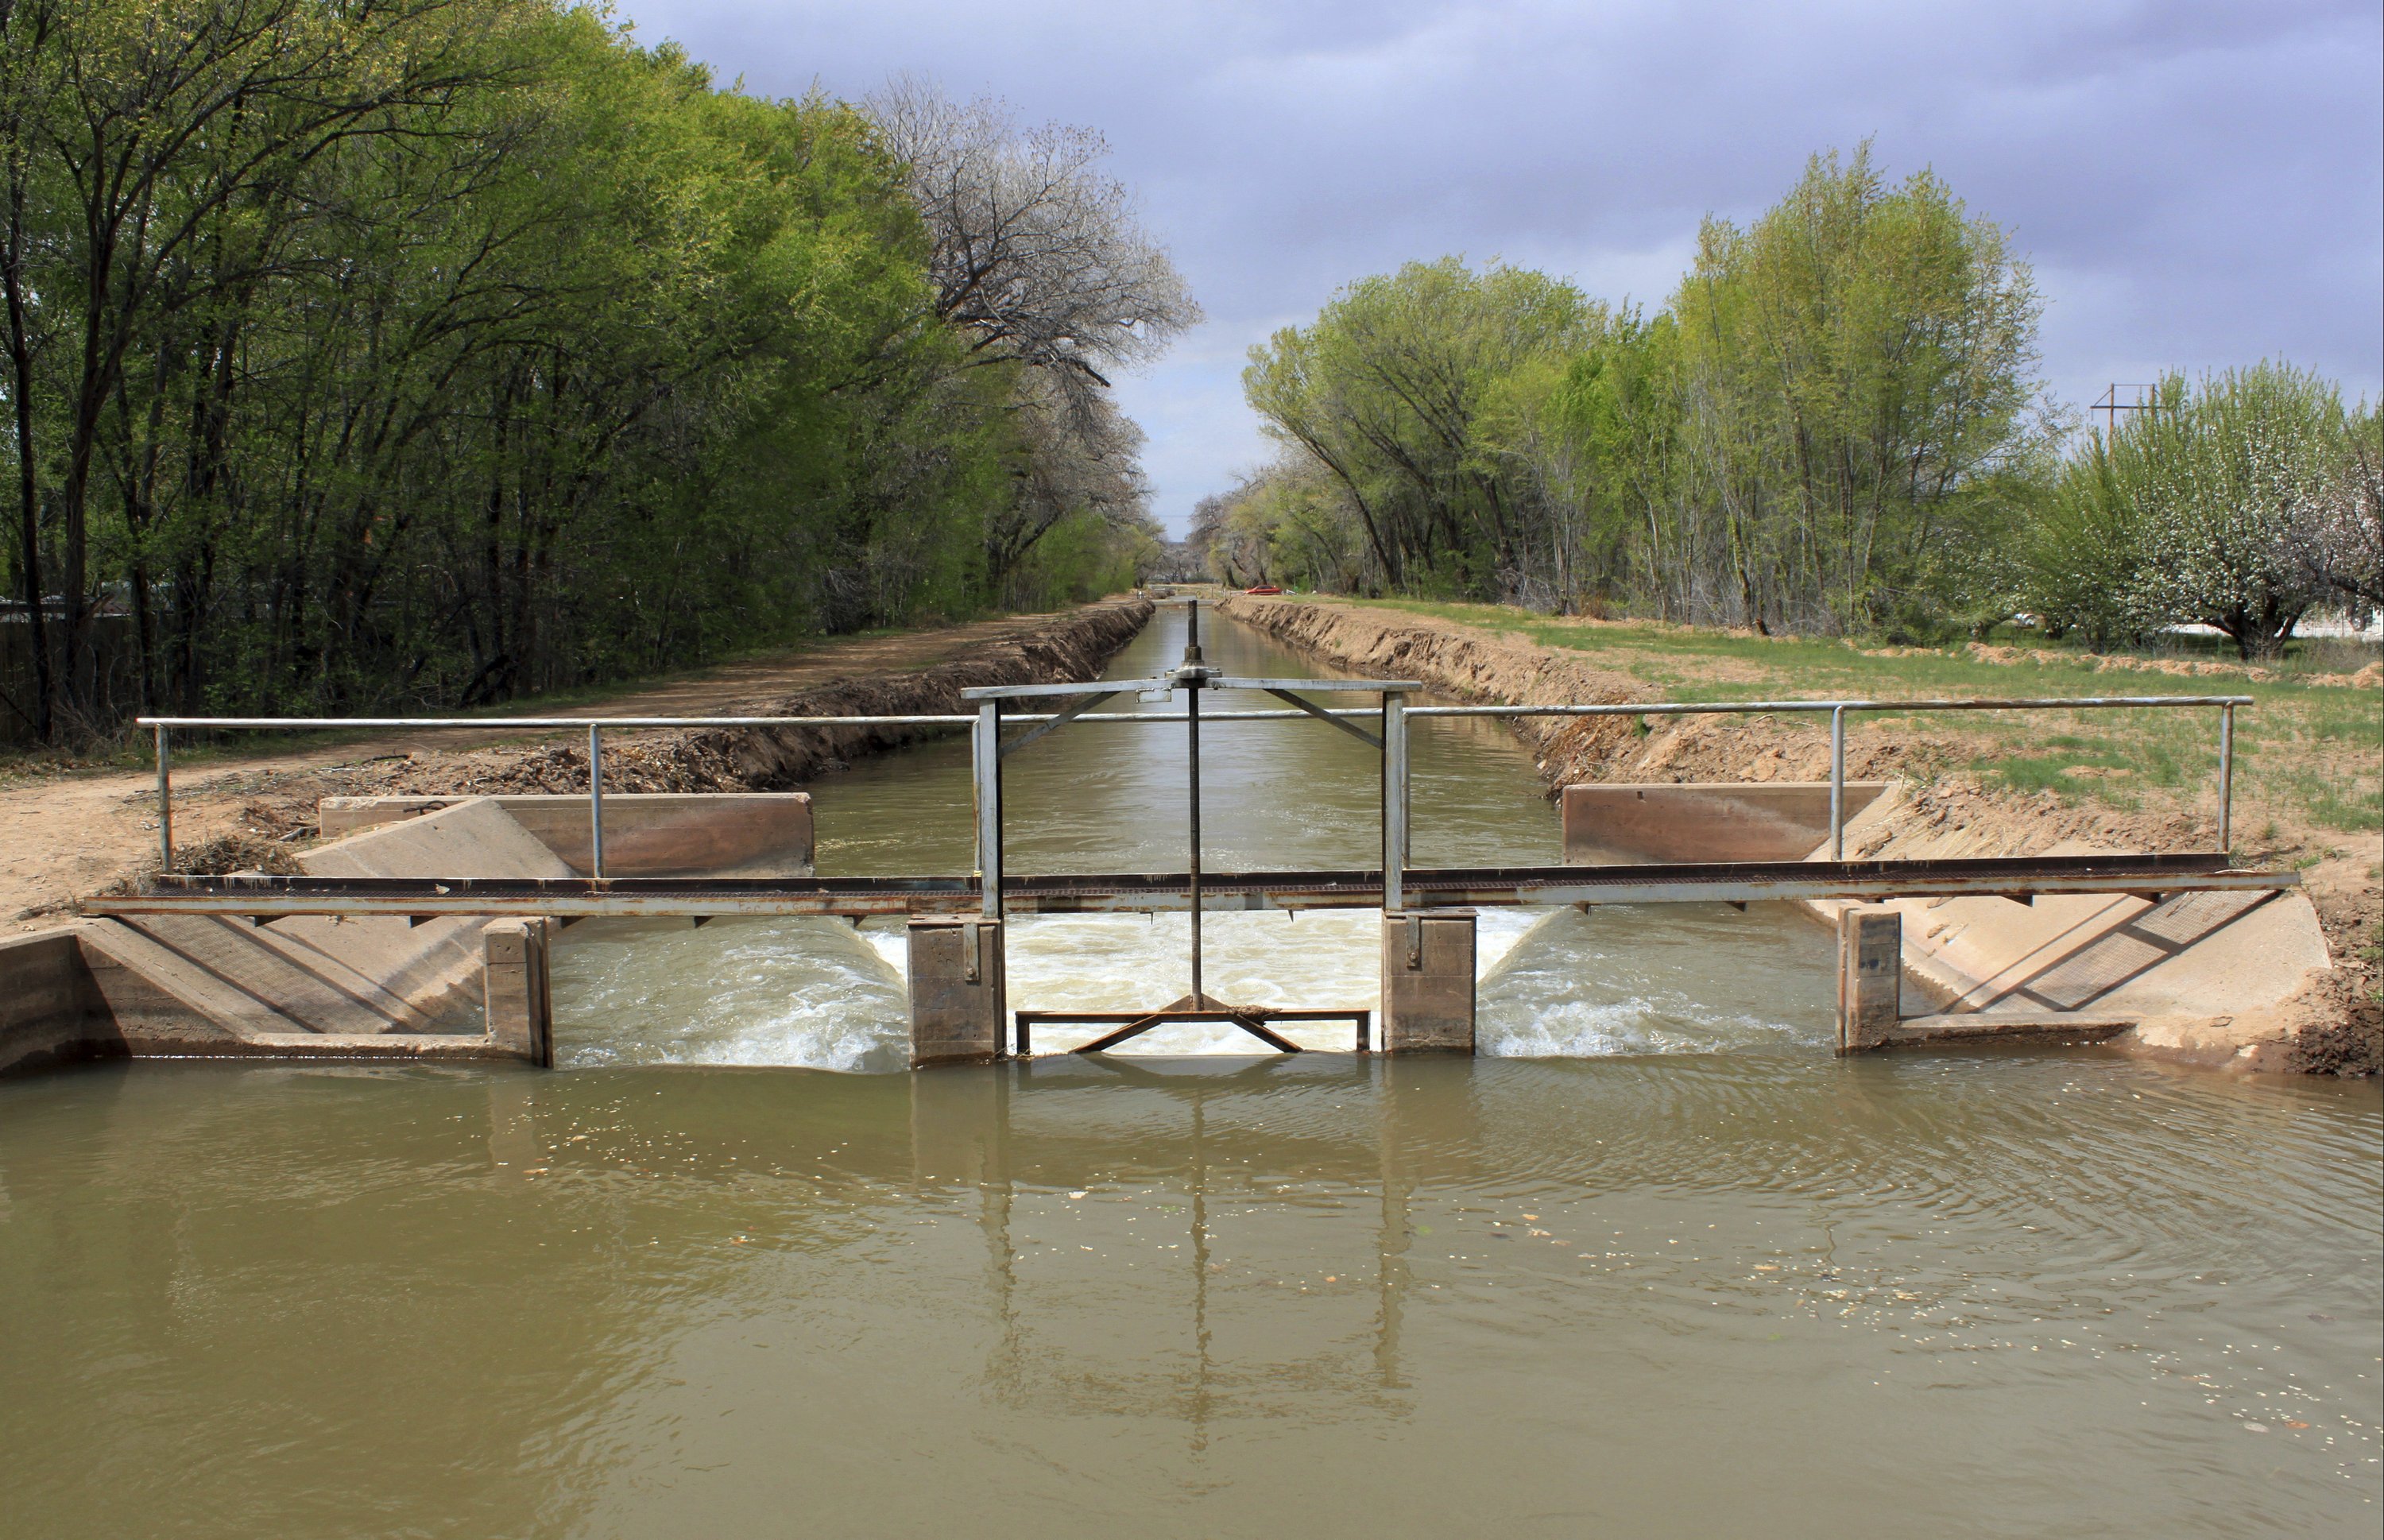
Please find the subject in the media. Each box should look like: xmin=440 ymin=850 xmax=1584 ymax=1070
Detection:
xmin=2 ymin=608 xmax=2377 ymax=1537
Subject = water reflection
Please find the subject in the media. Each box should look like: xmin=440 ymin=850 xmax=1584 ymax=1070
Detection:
xmin=911 ymin=1057 xmax=1478 ymax=1437
xmin=2 ymin=1055 xmax=2376 ymax=1538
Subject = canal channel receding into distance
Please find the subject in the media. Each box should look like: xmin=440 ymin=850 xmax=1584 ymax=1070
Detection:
xmin=548 ymin=603 xmax=1837 ymax=1068
xmin=1 ymin=605 xmax=2375 ymax=1538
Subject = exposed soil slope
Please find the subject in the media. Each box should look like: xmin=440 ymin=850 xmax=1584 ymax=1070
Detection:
xmin=2 ymin=599 xmax=1151 ymax=933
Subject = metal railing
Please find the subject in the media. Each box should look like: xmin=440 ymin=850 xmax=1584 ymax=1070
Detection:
xmin=136 ymin=691 xmax=2247 ymax=878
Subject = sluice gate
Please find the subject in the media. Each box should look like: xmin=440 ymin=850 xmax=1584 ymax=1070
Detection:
xmin=86 ymin=601 xmax=2296 ymax=1067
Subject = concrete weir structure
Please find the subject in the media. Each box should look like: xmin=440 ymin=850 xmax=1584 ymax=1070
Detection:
xmin=0 ymin=792 xmax=810 ymax=1078
xmin=48 ymin=600 xmax=2310 ymax=1075
xmin=1382 ymin=910 xmax=1478 ymax=1053
xmin=1563 ymin=780 xmax=2334 ymax=1063
xmin=320 ymin=792 xmax=815 ymax=878
xmin=907 ymin=916 xmax=1007 ymax=1066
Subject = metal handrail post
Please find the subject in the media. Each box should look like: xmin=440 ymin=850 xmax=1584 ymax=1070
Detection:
xmin=974 ymin=700 xmax=1003 ymax=919
xmin=1382 ymin=692 xmax=1408 ymax=912
xmin=1829 ymin=706 xmax=1848 ymax=861
xmin=586 ymin=725 xmax=607 ymax=878
xmin=2217 ymin=703 xmax=2235 ymax=854
xmin=155 ymin=723 xmax=172 ymax=874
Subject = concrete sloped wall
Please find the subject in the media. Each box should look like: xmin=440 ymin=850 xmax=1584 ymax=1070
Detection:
xmin=2 ymin=798 xmax=571 ymax=1074
xmin=0 ymin=929 xmax=105 ymax=1076
xmin=1820 ymin=791 xmax=2334 ymax=1065
xmin=1552 ymin=775 xmax=2334 ymax=1067
xmin=255 ymin=795 xmax=577 ymax=1029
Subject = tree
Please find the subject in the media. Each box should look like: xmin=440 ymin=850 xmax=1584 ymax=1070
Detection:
xmin=0 ymin=15 xmax=1189 ymax=742
xmin=866 ymin=78 xmax=1196 ymax=413
xmin=1244 ymin=257 xmax=1603 ymax=598
xmin=864 ymin=78 xmax=1195 ymax=597
xmin=1671 ymin=144 xmax=2047 ymax=633
xmin=2294 ymin=406 xmax=2383 ymax=614
xmin=2 ymin=0 xmax=511 ymax=733
xmin=2130 ymin=364 xmax=2347 ymax=656
xmin=1234 ymin=150 xmax=2052 ymax=630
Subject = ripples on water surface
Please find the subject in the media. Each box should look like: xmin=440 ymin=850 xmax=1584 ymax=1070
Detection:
xmin=4 ymin=606 xmax=2375 ymax=1536
xmin=2 ymin=1056 xmax=2375 ymax=1537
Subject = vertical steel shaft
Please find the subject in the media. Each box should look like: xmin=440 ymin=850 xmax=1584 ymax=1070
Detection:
xmin=587 ymin=724 xmax=606 ymax=878
xmin=1829 ymin=706 xmax=1847 ymax=861
xmin=155 ymin=723 xmax=172 ymax=875
xmin=1185 ymin=599 xmax=1203 ymax=1000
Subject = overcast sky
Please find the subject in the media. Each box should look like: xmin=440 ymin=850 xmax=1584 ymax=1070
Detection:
xmin=618 ymin=0 xmax=2382 ymax=536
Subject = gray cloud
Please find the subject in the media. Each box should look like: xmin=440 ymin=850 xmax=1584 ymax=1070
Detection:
xmin=621 ymin=0 xmax=2382 ymax=532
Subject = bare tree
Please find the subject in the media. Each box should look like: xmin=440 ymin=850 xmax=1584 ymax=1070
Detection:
xmin=865 ymin=76 xmax=1198 ymax=422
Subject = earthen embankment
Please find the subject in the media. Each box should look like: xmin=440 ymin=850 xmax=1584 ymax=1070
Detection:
xmin=0 ymin=598 xmax=1153 ymax=929
xmin=1215 ymin=594 xmax=2376 ymax=1074
xmin=337 ymin=595 xmax=1155 ymax=800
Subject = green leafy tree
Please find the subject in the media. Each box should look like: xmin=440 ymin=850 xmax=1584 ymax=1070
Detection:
xmin=1244 ymin=257 xmax=1603 ymax=597
xmin=1672 ymin=143 xmax=2047 ymax=633
xmin=0 ymin=7 xmax=1190 ymax=741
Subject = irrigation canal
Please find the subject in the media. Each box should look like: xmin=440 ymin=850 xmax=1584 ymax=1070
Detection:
xmin=1 ymin=605 xmax=2375 ymax=1536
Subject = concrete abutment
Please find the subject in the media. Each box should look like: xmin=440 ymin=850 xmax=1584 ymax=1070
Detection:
xmin=482 ymin=918 xmax=555 ymax=1066
xmin=1835 ymin=907 xmax=1901 ymax=1053
xmin=908 ymin=916 xmax=1008 ymax=1066
xmin=1381 ymin=909 xmax=1477 ymax=1054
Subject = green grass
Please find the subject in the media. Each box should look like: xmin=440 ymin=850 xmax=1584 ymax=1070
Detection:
xmin=1333 ymin=596 xmax=2383 ymax=841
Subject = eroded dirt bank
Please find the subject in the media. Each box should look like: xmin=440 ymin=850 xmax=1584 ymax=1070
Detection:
xmin=2 ymin=598 xmax=1151 ymax=931
xmin=1217 ymin=594 xmax=2379 ymax=1075
xmin=346 ymin=595 xmax=1154 ymax=798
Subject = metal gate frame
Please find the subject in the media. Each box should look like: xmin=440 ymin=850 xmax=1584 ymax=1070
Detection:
xmin=964 ymin=598 xmax=1417 ymax=1054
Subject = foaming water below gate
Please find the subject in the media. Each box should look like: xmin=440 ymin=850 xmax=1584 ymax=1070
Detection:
xmin=550 ymin=901 xmax=1838 ymax=1068
xmin=547 ymin=605 xmax=1846 ymax=1069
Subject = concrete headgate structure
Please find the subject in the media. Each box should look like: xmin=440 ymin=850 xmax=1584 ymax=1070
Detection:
xmin=42 ymin=598 xmax=2317 ymax=1074
xmin=914 ymin=596 xmax=1470 ymax=1062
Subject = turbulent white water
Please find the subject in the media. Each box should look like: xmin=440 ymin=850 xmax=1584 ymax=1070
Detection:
xmin=548 ymin=608 xmax=1841 ymax=1068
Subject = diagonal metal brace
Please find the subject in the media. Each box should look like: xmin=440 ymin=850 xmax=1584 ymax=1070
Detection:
xmin=1000 ymin=691 xmax=1119 ymax=758
xmin=1264 ymin=688 xmax=1384 ymax=749
xmin=1075 ymin=1008 xmax=1306 ymax=1055
xmin=1066 ymin=992 xmax=1314 ymax=1054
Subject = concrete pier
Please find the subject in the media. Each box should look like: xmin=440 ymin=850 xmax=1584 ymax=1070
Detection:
xmin=908 ymin=916 xmax=1007 ymax=1066
xmin=482 ymin=918 xmax=555 ymax=1066
xmin=1381 ymin=909 xmax=1476 ymax=1053
xmin=0 ymin=930 xmax=103 ymax=1077
xmin=1836 ymin=906 xmax=1902 ymax=1053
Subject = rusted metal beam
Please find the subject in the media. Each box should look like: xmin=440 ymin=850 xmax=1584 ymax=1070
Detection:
xmin=80 ymin=853 xmax=2296 ymax=922
xmin=1060 ymin=1006 xmax=1318 ymax=1055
